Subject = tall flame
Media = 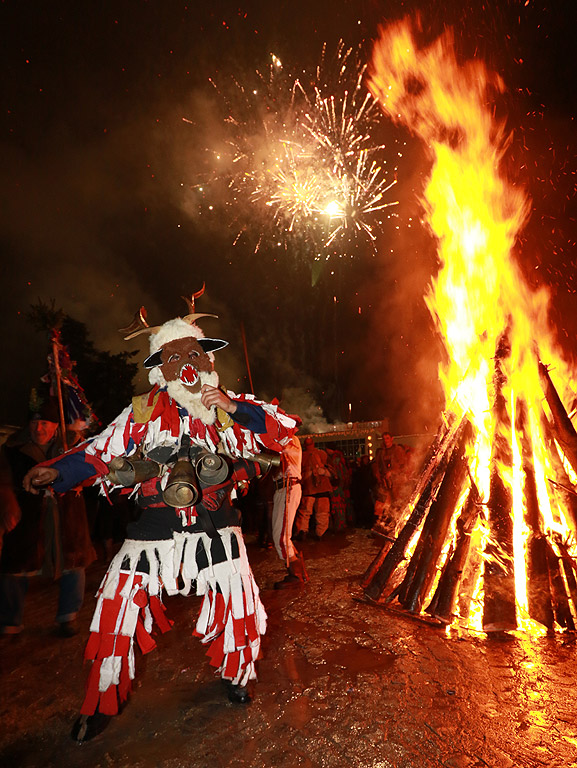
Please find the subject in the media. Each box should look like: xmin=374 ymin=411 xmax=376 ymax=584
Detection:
xmin=369 ymin=19 xmax=577 ymax=633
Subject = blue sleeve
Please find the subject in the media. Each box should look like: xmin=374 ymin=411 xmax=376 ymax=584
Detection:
xmin=50 ymin=451 xmax=100 ymax=493
xmin=231 ymin=401 xmax=268 ymax=434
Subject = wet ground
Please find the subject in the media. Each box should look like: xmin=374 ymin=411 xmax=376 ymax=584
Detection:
xmin=1 ymin=528 xmax=577 ymax=768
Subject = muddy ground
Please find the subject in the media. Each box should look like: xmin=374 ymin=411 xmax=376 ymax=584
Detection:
xmin=1 ymin=529 xmax=576 ymax=768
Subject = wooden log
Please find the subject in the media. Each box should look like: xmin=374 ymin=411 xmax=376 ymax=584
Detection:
xmin=456 ymin=523 xmax=484 ymax=625
xmin=405 ymin=415 xmax=457 ymax=507
xmin=426 ymin=481 xmax=481 ymax=623
xmin=545 ymin=539 xmax=575 ymax=631
xmin=483 ymin=332 xmax=517 ymax=632
xmin=360 ymin=539 xmax=393 ymax=590
xmin=424 ymin=540 xmax=454 ymax=619
xmin=516 ymin=400 xmax=541 ymax=532
xmin=556 ymin=536 xmax=577 ymax=619
xmin=541 ymin=411 xmax=577 ymax=537
xmin=526 ymin=535 xmax=555 ymax=630
xmin=483 ymin=484 xmax=516 ymax=631
xmin=363 ymin=469 xmax=440 ymax=601
xmin=363 ymin=416 xmax=469 ymax=601
xmin=400 ymin=421 xmax=473 ymax=613
xmin=360 ymin=421 xmax=449 ymax=588
xmin=390 ymin=419 xmax=472 ymax=605
xmin=392 ymin=467 xmax=455 ymax=605
xmin=390 ymin=517 xmax=433 ymax=606
xmin=516 ymin=400 xmax=554 ymax=629
xmin=539 ymin=362 xmax=577 ymax=478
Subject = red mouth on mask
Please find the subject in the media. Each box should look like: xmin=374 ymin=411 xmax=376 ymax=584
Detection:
xmin=179 ymin=364 xmax=199 ymax=387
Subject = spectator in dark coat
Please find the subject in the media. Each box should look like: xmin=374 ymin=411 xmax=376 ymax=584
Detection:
xmin=0 ymin=400 xmax=96 ymax=636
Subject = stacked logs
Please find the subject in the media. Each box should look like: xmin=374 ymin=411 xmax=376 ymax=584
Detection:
xmin=362 ymin=359 xmax=577 ymax=633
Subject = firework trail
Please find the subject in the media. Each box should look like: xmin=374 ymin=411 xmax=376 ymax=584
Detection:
xmin=189 ymin=42 xmax=401 ymax=258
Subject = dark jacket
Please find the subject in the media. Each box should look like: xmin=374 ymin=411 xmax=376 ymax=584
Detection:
xmin=0 ymin=440 xmax=96 ymax=575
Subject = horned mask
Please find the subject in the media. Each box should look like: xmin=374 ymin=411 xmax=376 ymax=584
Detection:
xmin=120 ymin=289 xmax=228 ymax=419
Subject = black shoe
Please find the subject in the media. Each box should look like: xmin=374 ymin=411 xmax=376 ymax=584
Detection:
xmin=294 ymin=530 xmax=306 ymax=542
xmin=223 ymin=681 xmax=252 ymax=704
xmin=71 ymin=713 xmax=111 ymax=743
xmin=57 ymin=620 xmax=79 ymax=638
xmin=274 ymin=573 xmax=302 ymax=590
xmin=311 ymin=532 xmax=323 ymax=541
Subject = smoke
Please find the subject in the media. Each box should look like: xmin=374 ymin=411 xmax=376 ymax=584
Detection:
xmin=278 ymin=387 xmax=345 ymax=434
xmin=348 ymin=146 xmax=446 ymax=435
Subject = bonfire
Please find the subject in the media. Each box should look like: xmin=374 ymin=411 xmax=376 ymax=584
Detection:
xmin=362 ymin=19 xmax=577 ymax=635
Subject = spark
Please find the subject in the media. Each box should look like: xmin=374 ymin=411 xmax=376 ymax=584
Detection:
xmin=193 ymin=41 xmax=400 ymax=257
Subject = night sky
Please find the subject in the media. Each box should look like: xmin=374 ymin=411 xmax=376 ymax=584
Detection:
xmin=2 ymin=0 xmax=576 ymax=433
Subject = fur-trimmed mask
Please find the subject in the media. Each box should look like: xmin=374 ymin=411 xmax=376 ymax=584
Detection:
xmin=144 ymin=318 xmax=228 ymax=422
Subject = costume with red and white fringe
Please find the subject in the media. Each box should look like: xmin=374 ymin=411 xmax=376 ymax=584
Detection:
xmin=45 ymin=386 xmax=298 ymax=716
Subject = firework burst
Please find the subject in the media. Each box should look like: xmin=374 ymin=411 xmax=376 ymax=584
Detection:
xmin=191 ymin=41 xmax=400 ymax=258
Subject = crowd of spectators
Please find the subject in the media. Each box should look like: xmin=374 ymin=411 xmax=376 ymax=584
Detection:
xmin=240 ymin=430 xmax=420 ymax=545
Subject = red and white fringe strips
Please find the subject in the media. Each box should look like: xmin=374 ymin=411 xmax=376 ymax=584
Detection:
xmin=80 ymin=527 xmax=267 ymax=716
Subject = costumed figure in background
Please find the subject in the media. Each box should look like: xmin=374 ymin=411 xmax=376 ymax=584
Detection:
xmin=0 ymin=397 xmax=96 ymax=637
xmin=270 ymin=435 xmax=308 ymax=589
xmin=294 ymin=437 xmax=333 ymax=541
xmin=326 ymin=448 xmax=350 ymax=533
xmin=372 ymin=432 xmax=409 ymax=537
xmin=23 ymin=296 xmax=299 ymax=743
xmin=43 ymin=327 xmax=101 ymax=442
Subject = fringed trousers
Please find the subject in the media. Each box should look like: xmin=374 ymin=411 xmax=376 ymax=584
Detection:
xmin=80 ymin=526 xmax=266 ymax=716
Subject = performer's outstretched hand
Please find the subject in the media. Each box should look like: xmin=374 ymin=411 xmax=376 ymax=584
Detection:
xmin=200 ymin=384 xmax=238 ymax=414
xmin=23 ymin=466 xmax=59 ymax=494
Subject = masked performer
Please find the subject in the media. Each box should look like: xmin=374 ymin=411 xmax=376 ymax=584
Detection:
xmin=23 ymin=300 xmax=299 ymax=742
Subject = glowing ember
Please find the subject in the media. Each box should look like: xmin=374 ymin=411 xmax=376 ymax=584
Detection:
xmin=367 ymin=19 xmax=577 ymax=634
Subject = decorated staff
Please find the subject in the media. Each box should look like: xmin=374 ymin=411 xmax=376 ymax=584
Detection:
xmin=24 ymin=293 xmax=300 ymax=743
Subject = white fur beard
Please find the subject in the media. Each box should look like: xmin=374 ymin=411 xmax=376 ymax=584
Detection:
xmin=165 ymin=370 xmax=220 ymax=424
